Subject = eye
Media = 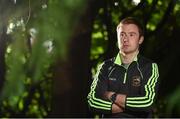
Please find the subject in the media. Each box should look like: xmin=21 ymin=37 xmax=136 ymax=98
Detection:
xmin=129 ymin=33 xmax=136 ymax=37
xmin=120 ymin=33 xmax=125 ymax=38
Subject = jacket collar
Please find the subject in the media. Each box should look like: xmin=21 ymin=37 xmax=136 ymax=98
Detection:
xmin=114 ymin=52 xmax=138 ymax=66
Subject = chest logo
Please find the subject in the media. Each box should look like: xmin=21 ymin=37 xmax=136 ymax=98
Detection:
xmin=109 ymin=78 xmax=116 ymax=81
xmin=132 ymin=76 xmax=141 ymax=87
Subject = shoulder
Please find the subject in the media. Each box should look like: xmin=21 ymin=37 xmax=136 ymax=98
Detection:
xmin=104 ymin=57 xmax=115 ymax=65
xmin=138 ymin=55 xmax=159 ymax=80
xmin=138 ymin=55 xmax=159 ymax=70
xmin=97 ymin=57 xmax=115 ymax=71
xmin=138 ymin=55 xmax=157 ymax=65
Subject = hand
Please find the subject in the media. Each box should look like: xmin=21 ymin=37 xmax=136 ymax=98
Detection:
xmin=112 ymin=103 xmax=123 ymax=113
xmin=103 ymin=91 xmax=126 ymax=113
xmin=103 ymin=91 xmax=115 ymax=100
xmin=103 ymin=91 xmax=126 ymax=107
xmin=115 ymin=94 xmax=126 ymax=108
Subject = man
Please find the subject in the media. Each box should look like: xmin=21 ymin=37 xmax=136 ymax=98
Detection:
xmin=87 ymin=17 xmax=159 ymax=117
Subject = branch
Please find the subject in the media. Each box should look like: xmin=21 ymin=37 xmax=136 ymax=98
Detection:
xmin=121 ymin=0 xmax=146 ymax=19
xmin=143 ymin=0 xmax=159 ymax=29
xmin=152 ymin=0 xmax=176 ymax=35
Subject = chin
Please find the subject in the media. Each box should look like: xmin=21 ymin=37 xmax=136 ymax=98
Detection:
xmin=123 ymin=50 xmax=133 ymax=54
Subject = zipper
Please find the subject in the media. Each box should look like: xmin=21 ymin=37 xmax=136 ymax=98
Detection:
xmin=122 ymin=61 xmax=143 ymax=84
xmin=123 ymin=71 xmax=127 ymax=84
xmin=122 ymin=64 xmax=129 ymax=84
xmin=122 ymin=61 xmax=134 ymax=84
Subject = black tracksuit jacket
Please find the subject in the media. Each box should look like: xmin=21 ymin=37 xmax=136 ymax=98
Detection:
xmin=87 ymin=54 xmax=159 ymax=118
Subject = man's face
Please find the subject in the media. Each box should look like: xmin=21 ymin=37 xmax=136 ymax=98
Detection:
xmin=117 ymin=23 xmax=143 ymax=54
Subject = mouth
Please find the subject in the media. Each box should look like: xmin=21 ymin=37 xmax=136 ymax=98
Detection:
xmin=123 ymin=45 xmax=129 ymax=47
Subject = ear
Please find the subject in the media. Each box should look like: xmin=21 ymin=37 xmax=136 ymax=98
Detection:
xmin=139 ymin=36 xmax=144 ymax=44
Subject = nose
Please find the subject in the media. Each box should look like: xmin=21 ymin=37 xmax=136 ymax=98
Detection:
xmin=123 ymin=34 xmax=129 ymax=42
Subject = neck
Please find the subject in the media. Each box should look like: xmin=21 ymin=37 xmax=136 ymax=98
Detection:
xmin=120 ymin=50 xmax=139 ymax=64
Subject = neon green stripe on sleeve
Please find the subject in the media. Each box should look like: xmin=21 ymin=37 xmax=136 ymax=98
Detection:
xmin=126 ymin=63 xmax=159 ymax=107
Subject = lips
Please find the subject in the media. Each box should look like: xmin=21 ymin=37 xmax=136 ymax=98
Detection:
xmin=123 ymin=45 xmax=129 ymax=47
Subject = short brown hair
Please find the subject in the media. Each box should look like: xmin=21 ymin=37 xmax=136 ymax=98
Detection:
xmin=117 ymin=17 xmax=144 ymax=37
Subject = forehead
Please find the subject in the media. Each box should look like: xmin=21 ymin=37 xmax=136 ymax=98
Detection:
xmin=118 ymin=24 xmax=139 ymax=33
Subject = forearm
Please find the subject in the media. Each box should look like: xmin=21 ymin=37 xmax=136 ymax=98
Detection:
xmin=112 ymin=103 xmax=123 ymax=113
xmin=104 ymin=91 xmax=126 ymax=113
xmin=114 ymin=94 xmax=126 ymax=109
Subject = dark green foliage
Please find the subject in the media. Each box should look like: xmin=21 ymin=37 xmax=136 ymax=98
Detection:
xmin=0 ymin=0 xmax=86 ymax=117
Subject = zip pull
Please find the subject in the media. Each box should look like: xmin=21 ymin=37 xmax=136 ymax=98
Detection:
xmin=123 ymin=71 xmax=127 ymax=84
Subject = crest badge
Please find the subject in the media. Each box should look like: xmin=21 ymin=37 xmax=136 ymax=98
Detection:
xmin=132 ymin=75 xmax=141 ymax=87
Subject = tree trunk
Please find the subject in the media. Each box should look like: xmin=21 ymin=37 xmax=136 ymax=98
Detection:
xmin=51 ymin=0 xmax=102 ymax=117
xmin=0 ymin=26 xmax=7 ymax=93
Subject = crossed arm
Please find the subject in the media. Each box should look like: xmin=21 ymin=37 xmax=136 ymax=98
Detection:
xmin=103 ymin=91 xmax=126 ymax=113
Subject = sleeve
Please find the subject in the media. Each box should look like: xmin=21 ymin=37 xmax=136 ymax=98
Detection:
xmin=87 ymin=62 xmax=113 ymax=114
xmin=125 ymin=63 xmax=159 ymax=112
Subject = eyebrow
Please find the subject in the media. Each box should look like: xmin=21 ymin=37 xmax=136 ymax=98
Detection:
xmin=120 ymin=31 xmax=137 ymax=34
